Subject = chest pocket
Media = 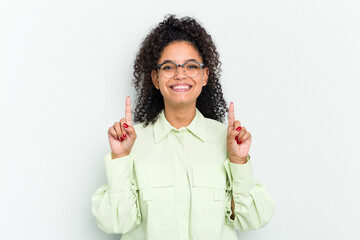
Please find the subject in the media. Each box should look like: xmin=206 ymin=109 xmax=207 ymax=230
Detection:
xmin=136 ymin=162 xmax=173 ymax=188
xmin=134 ymin=161 xmax=176 ymax=231
xmin=192 ymin=162 xmax=227 ymax=199
xmin=191 ymin=162 xmax=228 ymax=231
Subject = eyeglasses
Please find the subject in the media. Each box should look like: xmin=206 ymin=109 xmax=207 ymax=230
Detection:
xmin=157 ymin=60 xmax=205 ymax=78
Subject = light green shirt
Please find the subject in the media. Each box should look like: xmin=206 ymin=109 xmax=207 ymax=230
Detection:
xmin=92 ymin=108 xmax=275 ymax=240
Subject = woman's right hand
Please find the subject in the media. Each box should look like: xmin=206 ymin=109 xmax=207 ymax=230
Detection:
xmin=108 ymin=96 xmax=137 ymax=159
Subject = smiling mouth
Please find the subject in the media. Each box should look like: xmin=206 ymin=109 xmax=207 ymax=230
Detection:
xmin=170 ymin=85 xmax=192 ymax=92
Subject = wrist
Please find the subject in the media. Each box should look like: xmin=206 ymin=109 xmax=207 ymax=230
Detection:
xmin=111 ymin=152 xmax=129 ymax=159
xmin=229 ymin=156 xmax=247 ymax=164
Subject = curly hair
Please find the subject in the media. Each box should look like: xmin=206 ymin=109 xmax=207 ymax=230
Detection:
xmin=133 ymin=14 xmax=228 ymax=127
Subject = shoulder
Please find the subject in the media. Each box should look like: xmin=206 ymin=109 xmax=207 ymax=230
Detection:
xmin=133 ymin=122 xmax=152 ymax=135
xmin=131 ymin=122 xmax=154 ymax=154
xmin=201 ymin=116 xmax=228 ymax=138
xmin=133 ymin=122 xmax=146 ymax=132
xmin=203 ymin=116 xmax=227 ymax=130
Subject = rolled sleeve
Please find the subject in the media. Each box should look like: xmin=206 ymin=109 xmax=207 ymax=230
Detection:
xmin=224 ymin=154 xmax=254 ymax=193
xmin=92 ymin=153 xmax=141 ymax=234
xmin=104 ymin=153 xmax=133 ymax=192
xmin=228 ymin=155 xmax=255 ymax=193
xmin=224 ymin=154 xmax=275 ymax=231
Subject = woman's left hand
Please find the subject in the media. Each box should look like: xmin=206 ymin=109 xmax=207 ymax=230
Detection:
xmin=227 ymin=102 xmax=252 ymax=164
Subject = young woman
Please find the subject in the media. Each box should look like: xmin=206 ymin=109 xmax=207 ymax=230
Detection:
xmin=92 ymin=15 xmax=275 ymax=240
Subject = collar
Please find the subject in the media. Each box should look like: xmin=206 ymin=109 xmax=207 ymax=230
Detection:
xmin=153 ymin=108 xmax=206 ymax=143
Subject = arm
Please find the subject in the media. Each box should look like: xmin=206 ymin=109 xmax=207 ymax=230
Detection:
xmin=224 ymin=156 xmax=275 ymax=231
xmin=91 ymin=153 xmax=141 ymax=234
xmin=225 ymin=102 xmax=275 ymax=230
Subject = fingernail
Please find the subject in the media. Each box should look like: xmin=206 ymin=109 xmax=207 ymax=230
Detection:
xmin=236 ymin=126 xmax=241 ymax=131
xmin=123 ymin=134 xmax=126 ymax=138
xmin=235 ymin=136 xmax=238 ymax=141
xmin=120 ymin=137 xmax=124 ymax=141
xmin=239 ymin=141 xmax=242 ymax=144
xmin=123 ymin=123 xmax=128 ymax=128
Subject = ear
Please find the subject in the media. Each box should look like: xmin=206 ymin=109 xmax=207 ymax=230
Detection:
xmin=202 ymin=67 xmax=209 ymax=86
xmin=151 ymin=70 xmax=159 ymax=89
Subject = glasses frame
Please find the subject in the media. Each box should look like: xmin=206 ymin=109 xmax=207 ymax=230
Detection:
xmin=156 ymin=60 xmax=205 ymax=78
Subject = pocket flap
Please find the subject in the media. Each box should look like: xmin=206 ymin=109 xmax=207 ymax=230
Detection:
xmin=135 ymin=162 xmax=174 ymax=189
xmin=192 ymin=162 xmax=227 ymax=189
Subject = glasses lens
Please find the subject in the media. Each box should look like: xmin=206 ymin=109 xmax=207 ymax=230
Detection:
xmin=160 ymin=62 xmax=177 ymax=78
xmin=184 ymin=61 xmax=201 ymax=78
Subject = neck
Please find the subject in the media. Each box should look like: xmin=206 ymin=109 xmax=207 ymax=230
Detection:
xmin=164 ymin=102 xmax=196 ymax=129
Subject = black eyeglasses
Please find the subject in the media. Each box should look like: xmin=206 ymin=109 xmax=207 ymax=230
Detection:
xmin=157 ymin=60 xmax=205 ymax=78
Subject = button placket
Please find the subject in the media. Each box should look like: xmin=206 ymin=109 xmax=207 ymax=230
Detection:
xmin=174 ymin=129 xmax=193 ymax=235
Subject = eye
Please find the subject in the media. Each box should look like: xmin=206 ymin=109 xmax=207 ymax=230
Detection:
xmin=186 ymin=62 xmax=200 ymax=70
xmin=189 ymin=65 xmax=199 ymax=69
xmin=161 ymin=63 xmax=176 ymax=71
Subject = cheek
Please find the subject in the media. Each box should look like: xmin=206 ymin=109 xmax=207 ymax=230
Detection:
xmin=195 ymin=77 xmax=205 ymax=87
xmin=158 ymin=79 xmax=167 ymax=87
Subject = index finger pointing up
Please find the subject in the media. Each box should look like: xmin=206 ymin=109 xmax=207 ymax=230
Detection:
xmin=125 ymin=96 xmax=132 ymax=126
xmin=228 ymin=102 xmax=235 ymax=129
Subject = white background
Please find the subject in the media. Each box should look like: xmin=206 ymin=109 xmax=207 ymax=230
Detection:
xmin=1 ymin=0 xmax=360 ymax=239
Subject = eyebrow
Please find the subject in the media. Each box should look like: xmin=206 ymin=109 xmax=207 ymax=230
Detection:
xmin=159 ymin=59 xmax=199 ymax=65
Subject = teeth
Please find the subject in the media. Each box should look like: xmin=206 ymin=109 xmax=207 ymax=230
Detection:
xmin=172 ymin=85 xmax=190 ymax=90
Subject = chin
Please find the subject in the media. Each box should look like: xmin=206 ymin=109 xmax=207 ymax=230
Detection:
xmin=166 ymin=97 xmax=197 ymax=107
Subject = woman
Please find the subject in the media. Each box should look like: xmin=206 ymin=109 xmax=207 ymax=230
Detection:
xmin=92 ymin=15 xmax=275 ymax=240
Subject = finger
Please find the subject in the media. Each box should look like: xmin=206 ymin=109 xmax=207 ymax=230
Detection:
xmin=237 ymin=128 xmax=247 ymax=141
xmin=125 ymin=96 xmax=132 ymax=126
xmin=233 ymin=120 xmax=241 ymax=141
xmin=228 ymin=102 xmax=235 ymax=129
xmin=234 ymin=120 xmax=241 ymax=131
xmin=240 ymin=131 xmax=251 ymax=141
xmin=228 ymin=130 xmax=239 ymax=143
xmin=108 ymin=127 xmax=118 ymax=140
xmin=123 ymin=124 xmax=137 ymax=140
xmin=228 ymin=121 xmax=241 ymax=137
xmin=230 ymin=126 xmax=248 ymax=142
xmin=119 ymin=118 xmax=127 ymax=141
xmin=113 ymin=122 xmax=122 ymax=140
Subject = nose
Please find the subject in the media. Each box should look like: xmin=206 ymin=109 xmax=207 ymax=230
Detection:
xmin=174 ymin=66 xmax=186 ymax=79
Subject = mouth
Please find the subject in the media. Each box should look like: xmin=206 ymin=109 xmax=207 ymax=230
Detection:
xmin=170 ymin=84 xmax=192 ymax=92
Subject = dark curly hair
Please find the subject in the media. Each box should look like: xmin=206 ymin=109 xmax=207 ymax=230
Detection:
xmin=133 ymin=14 xmax=228 ymax=127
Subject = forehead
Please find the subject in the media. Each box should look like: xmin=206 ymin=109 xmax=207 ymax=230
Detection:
xmin=158 ymin=41 xmax=202 ymax=63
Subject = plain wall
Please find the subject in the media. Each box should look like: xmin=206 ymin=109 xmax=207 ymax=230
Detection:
xmin=1 ymin=0 xmax=360 ymax=239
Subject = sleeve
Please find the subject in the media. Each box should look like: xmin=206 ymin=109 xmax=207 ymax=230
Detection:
xmin=91 ymin=152 xmax=141 ymax=234
xmin=223 ymin=154 xmax=275 ymax=231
